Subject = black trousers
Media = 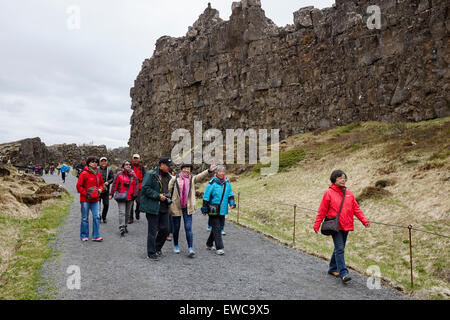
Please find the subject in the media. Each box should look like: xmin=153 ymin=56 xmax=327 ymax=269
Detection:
xmin=146 ymin=211 xmax=169 ymax=257
xmin=99 ymin=192 xmax=109 ymax=220
xmin=207 ymin=215 xmax=225 ymax=250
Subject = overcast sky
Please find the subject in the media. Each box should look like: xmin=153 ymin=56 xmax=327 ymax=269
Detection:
xmin=0 ymin=0 xmax=335 ymax=149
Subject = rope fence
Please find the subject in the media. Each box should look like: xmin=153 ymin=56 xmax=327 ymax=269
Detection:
xmin=233 ymin=191 xmax=450 ymax=290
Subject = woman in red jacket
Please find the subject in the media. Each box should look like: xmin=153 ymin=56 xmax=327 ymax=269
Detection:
xmin=313 ymin=170 xmax=370 ymax=283
xmin=76 ymin=157 xmax=104 ymax=242
xmin=109 ymin=161 xmax=139 ymax=237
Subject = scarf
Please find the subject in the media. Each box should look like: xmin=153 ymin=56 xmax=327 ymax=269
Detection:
xmin=215 ymin=174 xmax=226 ymax=185
xmin=89 ymin=167 xmax=98 ymax=181
xmin=179 ymin=172 xmax=190 ymax=208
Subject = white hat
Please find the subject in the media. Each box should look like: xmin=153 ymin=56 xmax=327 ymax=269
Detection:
xmin=100 ymin=157 xmax=107 ymax=161
xmin=133 ymin=154 xmax=140 ymax=159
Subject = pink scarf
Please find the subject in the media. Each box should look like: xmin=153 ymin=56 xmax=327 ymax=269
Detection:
xmin=179 ymin=173 xmax=190 ymax=208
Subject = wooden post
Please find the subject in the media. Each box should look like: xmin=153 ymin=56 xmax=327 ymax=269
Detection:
xmin=408 ymin=225 xmax=414 ymax=289
xmin=237 ymin=192 xmax=240 ymax=224
xmin=293 ymin=204 xmax=297 ymax=246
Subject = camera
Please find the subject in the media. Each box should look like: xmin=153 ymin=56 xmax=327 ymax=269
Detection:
xmin=123 ymin=182 xmax=130 ymax=187
xmin=163 ymin=193 xmax=172 ymax=205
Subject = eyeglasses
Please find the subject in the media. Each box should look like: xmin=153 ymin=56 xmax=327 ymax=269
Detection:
xmin=124 ymin=163 xmax=131 ymax=166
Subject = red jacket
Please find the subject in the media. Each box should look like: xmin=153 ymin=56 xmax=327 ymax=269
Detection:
xmin=76 ymin=166 xmax=105 ymax=203
xmin=110 ymin=170 xmax=139 ymax=201
xmin=314 ymin=184 xmax=369 ymax=232
xmin=132 ymin=164 xmax=145 ymax=190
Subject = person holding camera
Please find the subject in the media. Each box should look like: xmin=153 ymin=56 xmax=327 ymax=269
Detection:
xmin=168 ymin=162 xmax=217 ymax=257
xmin=140 ymin=157 xmax=174 ymax=261
xmin=201 ymin=165 xmax=236 ymax=255
xmin=109 ymin=161 xmax=139 ymax=237
xmin=76 ymin=157 xmax=104 ymax=242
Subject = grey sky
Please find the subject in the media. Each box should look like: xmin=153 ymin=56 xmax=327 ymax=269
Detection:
xmin=0 ymin=0 xmax=335 ymax=148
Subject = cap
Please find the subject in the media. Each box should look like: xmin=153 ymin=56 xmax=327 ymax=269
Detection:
xmin=180 ymin=163 xmax=193 ymax=170
xmin=159 ymin=157 xmax=174 ymax=167
xmin=99 ymin=157 xmax=107 ymax=161
xmin=133 ymin=154 xmax=140 ymax=159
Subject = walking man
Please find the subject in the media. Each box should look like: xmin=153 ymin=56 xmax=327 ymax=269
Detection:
xmin=140 ymin=157 xmax=174 ymax=261
xmin=98 ymin=157 xmax=114 ymax=223
xmin=129 ymin=154 xmax=146 ymax=223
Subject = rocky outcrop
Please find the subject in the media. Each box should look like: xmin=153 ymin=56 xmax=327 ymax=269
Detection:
xmin=129 ymin=0 xmax=449 ymax=164
xmin=0 ymin=137 xmax=49 ymax=167
xmin=0 ymin=138 xmax=129 ymax=167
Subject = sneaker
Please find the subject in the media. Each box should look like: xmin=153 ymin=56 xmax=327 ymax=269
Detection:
xmin=221 ymin=230 xmax=226 ymax=236
xmin=92 ymin=237 xmax=103 ymax=242
xmin=188 ymin=248 xmax=196 ymax=257
xmin=207 ymin=225 xmax=211 ymax=232
xmin=103 ymin=219 xmax=107 ymax=224
xmin=216 ymin=249 xmax=225 ymax=255
xmin=156 ymin=250 xmax=162 ymax=257
xmin=136 ymin=212 xmax=140 ymax=220
xmin=119 ymin=228 xmax=125 ymax=237
xmin=328 ymin=271 xmax=340 ymax=277
xmin=124 ymin=226 xmax=128 ymax=233
xmin=206 ymin=245 xmax=215 ymax=251
xmin=147 ymin=255 xmax=159 ymax=261
xmin=341 ymin=275 xmax=352 ymax=283
xmin=173 ymin=245 xmax=180 ymax=254
xmin=81 ymin=238 xmax=89 ymax=242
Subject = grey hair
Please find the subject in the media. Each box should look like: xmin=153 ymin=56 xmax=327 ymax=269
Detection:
xmin=216 ymin=165 xmax=227 ymax=172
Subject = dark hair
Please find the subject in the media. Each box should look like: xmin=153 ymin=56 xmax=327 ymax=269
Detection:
xmin=86 ymin=156 xmax=99 ymax=165
xmin=122 ymin=160 xmax=131 ymax=168
xmin=330 ymin=170 xmax=347 ymax=183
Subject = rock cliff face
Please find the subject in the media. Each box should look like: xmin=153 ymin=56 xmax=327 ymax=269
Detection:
xmin=0 ymin=138 xmax=49 ymax=167
xmin=0 ymin=138 xmax=128 ymax=167
xmin=129 ymin=0 xmax=449 ymax=164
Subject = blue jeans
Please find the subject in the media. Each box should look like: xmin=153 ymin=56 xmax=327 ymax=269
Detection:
xmin=172 ymin=208 xmax=193 ymax=248
xmin=329 ymin=230 xmax=349 ymax=277
xmin=80 ymin=201 xmax=101 ymax=239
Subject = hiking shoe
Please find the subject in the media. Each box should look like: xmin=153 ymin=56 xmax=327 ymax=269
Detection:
xmin=156 ymin=250 xmax=162 ymax=257
xmin=188 ymin=248 xmax=196 ymax=257
xmin=328 ymin=271 xmax=340 ymax=277
xmin=221 ymin=230 xmax=226 ymax=236
xmin=216 ymin=249 xmax=225 ymax=255
xmin=81 ymin=238 xmax=89 ymax=242
xmin=103 ymin=219 xmax=107 ymax=224
xmin=341 ymin=275 xmax=352 ymax=283
xmin=147 ymin=255 xmax=159 ymax=261
xmin=124 ymin=226 xmax=128 ymax=233
xmin=173 ymin=245 xmax=180 ymax=254
xmin=136 ymin=212 xmax=140 ymax=220
xmin=92 ymin=237 xmax=103 ymax=242
xmin=206 ymin=245 xmax=215 ymax=251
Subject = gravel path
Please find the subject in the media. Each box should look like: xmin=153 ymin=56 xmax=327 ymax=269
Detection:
xmin=38 ymin=174 xmax=407 ymax=300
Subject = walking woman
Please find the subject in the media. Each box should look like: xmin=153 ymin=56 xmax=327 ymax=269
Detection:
xmin=313 ymin=170 xmax=370 ymax=283
xmin=109 ymin=161 xmax=138 ymax=237
xmin=76 ymin=157 xmax=104 ymax=242
xmin=168 ymin=162 xmax=216 ymax=256
xmin=201 ymin=165 xmax=236 ymax=255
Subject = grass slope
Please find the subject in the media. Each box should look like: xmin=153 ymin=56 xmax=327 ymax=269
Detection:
xmin=198 ymin=118 xmax=450 ymax=300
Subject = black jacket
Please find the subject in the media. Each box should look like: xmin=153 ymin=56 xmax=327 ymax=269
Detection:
xmin=98 ymin=166 xmax=115 ymax=191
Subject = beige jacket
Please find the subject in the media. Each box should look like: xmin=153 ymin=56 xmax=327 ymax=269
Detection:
xmin=168 ymin=169 xmax=211 ymax=216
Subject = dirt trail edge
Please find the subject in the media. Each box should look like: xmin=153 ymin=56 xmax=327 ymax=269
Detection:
xmin=38 ymin=174 xmax=407 ymax=300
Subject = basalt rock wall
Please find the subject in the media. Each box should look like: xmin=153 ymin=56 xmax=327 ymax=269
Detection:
xmin=129 ymin=0 xmax=449 ymax=165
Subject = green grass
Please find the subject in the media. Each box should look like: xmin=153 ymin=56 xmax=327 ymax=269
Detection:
xmin=0 ymin=194 xmax=73 ymax=300
xmin=251 ymin=148 xmax=306 ymax=174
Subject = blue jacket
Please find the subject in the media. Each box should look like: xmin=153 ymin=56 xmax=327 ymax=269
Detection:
xmin=202 ymin=177 xmax=235 ymax=215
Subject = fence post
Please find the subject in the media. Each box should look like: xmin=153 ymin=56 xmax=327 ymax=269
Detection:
xmin=408 ymin=225 xmax=414 ymax=289
xmin=237 ymin=192 xmax=240 ymax=224
xmin=292 ymin=204 xmax=297 ymax=246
